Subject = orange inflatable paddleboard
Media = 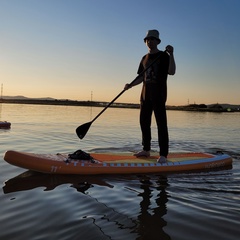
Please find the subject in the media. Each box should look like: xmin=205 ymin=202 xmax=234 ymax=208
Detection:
xmin=3 ymin=150 xmax=232 ymax=175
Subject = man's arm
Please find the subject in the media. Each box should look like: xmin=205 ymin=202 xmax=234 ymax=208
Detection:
xmin=124 ymin=75 xmax=144 ymax=90
xmin=166 ymin=45 xmax=176 ymax=75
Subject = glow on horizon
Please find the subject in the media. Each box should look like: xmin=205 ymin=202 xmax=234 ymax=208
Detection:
xmin=1 ymin=0 xmax=240 ymax=106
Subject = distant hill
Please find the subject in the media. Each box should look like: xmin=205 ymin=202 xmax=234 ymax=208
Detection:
xmin=2 ymin=96 xmax=55 ymax=101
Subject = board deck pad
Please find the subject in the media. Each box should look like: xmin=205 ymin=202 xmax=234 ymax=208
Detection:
xmin=90 ymin=152 xmax=210 ymax=163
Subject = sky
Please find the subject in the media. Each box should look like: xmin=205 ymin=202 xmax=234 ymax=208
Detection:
xmin=1 ymin=0 xmax=240 ymax=106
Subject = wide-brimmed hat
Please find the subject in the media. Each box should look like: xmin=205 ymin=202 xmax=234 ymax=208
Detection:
xmin=144 ymin=29 xmax=161 ymax=44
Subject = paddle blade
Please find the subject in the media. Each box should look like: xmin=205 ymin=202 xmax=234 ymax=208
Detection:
xmin=76 ymin=121 xmax=92 ymax=139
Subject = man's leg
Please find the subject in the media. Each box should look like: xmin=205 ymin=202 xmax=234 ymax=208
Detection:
xmin=154 ymin=102 xmax=169 ymax=157
xmin=140 ymin=100 xmax=153 ymax=151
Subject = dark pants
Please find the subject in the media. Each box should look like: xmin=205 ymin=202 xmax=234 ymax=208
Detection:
xmin=140 ymin=99 xmax=169 ymax=157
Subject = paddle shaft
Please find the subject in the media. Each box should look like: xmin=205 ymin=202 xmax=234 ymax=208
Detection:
xmin=91 ymin=89 xmax=125 ymax=123
xmin=91 ymin=53 xmax=162 ymax=124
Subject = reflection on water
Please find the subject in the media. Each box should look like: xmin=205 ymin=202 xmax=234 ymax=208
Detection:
xmin=0 ymin=104 xmax=240 ymax=239
xmin=135 ymin=176 xmax=170 ymax=240
xmin=3 ymin=171 xmax=172 ymax=239
xmin=3 ymin=171 xmax=113 ymax=194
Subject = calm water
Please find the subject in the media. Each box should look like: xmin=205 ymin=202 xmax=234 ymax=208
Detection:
xmin=0 ymin=103 xmax=239 ymax=240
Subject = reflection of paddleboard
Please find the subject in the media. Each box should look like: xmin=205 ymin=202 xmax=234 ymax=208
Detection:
xmin=3 ymin=170 xmax=113 ymax=194
xmin=4 ymin=150 xmax=232 ymax=175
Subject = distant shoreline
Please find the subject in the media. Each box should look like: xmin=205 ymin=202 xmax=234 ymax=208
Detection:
xmin=0 ymin=98 xmax=139 ymax=109
xmin=0 ymin=98 xmax=239 ymax=112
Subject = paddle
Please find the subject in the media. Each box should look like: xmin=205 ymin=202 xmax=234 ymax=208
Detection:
xmin=76 ymin=53 xmax=162 ymax=139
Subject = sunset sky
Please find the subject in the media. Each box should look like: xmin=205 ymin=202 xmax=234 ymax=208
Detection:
xmin=1 ymin=0 xmax=240 ymax=105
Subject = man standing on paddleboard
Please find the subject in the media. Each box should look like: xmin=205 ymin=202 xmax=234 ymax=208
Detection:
xmin=124 ymin=29 xmax=176 ymax=163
